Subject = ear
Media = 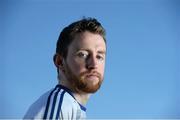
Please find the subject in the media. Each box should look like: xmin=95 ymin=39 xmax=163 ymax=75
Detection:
xmin=53 ymin=53 xmax=64 ymax=69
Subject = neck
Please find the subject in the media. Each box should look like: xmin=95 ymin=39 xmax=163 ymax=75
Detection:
xmin=73 ymin=92 xmax=91 ymax=105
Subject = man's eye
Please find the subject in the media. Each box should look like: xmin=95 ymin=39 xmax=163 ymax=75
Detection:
xmin=77 ymin=52 xmax=88 ymax=59
xmin=97 ymin=55 xmax=104 ymax=61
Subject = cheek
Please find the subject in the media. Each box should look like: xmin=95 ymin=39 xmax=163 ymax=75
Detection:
xmin=67 ymin=58 xmax=86 ymax=73
xmin=98 ymin=63 xmax=105 ymax=75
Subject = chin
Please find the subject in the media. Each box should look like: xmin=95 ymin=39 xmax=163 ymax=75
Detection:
xmin=81 ymin=83 xmax=101 ymax=93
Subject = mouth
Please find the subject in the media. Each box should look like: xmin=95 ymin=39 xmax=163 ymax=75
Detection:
xmin=85 ymin=73 xmax=100 ymax=80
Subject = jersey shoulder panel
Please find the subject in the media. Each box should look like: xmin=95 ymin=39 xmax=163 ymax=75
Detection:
xmin=59 ymin=92 xmax=86 ymax=120
xmin=24 ymin=85 xmax=86 ymax=120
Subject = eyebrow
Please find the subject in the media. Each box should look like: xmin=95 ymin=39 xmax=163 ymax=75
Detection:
xmin=76 ymin=48 xmax=106 ymax=54
xmin=97 ymin=50 xmax=106 ymax=54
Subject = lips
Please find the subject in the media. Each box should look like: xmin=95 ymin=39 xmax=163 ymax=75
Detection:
xmin=80 ymin=71 xmax=101 ymax=81
xmin=85 ymin=72 xmax=100 ymax=80
xmin=87 ymin=73 xmax=98 ymax=77
xmin=87 ymin=75 xmax=98 ymax=78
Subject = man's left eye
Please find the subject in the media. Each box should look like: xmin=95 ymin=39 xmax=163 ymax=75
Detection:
xmin=97 ymin=55 xmax=104 ymax=61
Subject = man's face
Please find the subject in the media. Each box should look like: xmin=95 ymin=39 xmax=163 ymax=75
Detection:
xmin=63 ymin=31 xmax=106 ymax=93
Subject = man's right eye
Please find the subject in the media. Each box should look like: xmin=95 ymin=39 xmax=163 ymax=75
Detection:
xmin=77 ymin=52 xmax=88 ymax=59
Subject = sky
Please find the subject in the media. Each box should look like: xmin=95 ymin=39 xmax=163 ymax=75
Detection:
xmin=0 ymin=0 xmax=180 ymax=119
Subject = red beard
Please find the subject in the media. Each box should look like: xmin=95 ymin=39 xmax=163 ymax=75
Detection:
xmin=64 ymin=63 xmax=103 ymax=93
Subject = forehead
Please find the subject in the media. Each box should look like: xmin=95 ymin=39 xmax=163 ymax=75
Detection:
xmin=70 ymin=31 xmax=106 ymax=52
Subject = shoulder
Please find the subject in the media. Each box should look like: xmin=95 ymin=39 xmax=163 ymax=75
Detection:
xmin=61 ymin=91 xmax=79 ymax=110
xmin=42 ymin=87 xmax=81 ymax=119
xmin=59 ymin=92 xmax=83 ymax=119
xmin=24 ymin=85 xmax=86 ymax=119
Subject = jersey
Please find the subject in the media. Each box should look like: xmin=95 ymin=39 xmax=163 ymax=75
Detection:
xmin=24 ymin=84 xmax=86 ymax=119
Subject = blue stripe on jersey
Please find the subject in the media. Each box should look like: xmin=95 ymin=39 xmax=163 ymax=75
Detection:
xmin=55 ymin=90 xmax=66 ymax=119
xmin=57 ymin=85 xmax=86 ymax=112
xmin=49 ymin=87 xmax=61 ymax=119
xmin=43 ymin=84 xmax=86 ymax=119
xmin=43 ymin=85 xmax=59 ymax=119
xmin=56 ymin=85 xmax=74 ymax=98
xmin=79 ymin=103 xmax=86 ymax=112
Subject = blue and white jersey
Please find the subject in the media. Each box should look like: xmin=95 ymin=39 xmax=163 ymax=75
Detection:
xmin=24 ymin=85 xmax=86 ymax=119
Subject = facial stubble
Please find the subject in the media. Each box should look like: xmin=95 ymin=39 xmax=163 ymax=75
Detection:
xmin=64 ymin=62 xmax=103 ymax=93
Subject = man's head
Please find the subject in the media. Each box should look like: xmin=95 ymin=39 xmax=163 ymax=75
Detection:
xmin=54 ymin=18 xmax=106 ymax=93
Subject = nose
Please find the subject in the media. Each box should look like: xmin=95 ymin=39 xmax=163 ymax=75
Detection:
xmin=86 ymin=55 xmax=98 ymax=69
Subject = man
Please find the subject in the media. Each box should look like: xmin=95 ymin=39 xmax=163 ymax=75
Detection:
xmin=24 ymin=17 xmax=106 ymax=119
